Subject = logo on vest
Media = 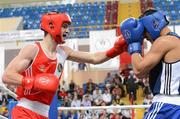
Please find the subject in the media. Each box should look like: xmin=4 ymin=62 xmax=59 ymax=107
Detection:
xmin=38 ymin=65 xmax=46 ymax=72
xmin=57 ymin=63 xmax=63 ymax=72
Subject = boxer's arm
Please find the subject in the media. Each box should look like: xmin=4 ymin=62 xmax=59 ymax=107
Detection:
xmin=2 ymin=45 xmax=38 ymax=86
xmin=65 ymin=36 xmax=127 ymax=64
xmin=68 ymin=49 xmax=109 ymax=64
xmin=131 ymin=37 xmax=171 ymax=78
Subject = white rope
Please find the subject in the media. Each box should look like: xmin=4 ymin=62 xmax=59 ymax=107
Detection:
xmin=0 ymin=115 xmax=8 ymax=119
xmin=0 ymin=85 xmax=17 ymax=99
xmin=58 ymin=105 xmax=151 ymax=110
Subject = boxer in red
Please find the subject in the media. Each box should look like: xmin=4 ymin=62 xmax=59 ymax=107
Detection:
xmin=2 ymin=12 xmax=127 ymax=119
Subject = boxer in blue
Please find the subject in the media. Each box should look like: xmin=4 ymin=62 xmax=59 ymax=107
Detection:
xmin=120 ymin=9 xmax=180 ymax=119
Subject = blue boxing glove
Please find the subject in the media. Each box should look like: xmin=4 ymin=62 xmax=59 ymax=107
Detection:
xmin=120 ymin=18 xmax=144 ymax=54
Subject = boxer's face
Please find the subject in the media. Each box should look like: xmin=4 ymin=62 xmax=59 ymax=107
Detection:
xmin=61 ymin=23 xmax=70 ymax=39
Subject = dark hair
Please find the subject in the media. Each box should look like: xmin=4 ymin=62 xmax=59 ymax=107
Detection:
xmin=44 ymin=31 xmax=48 ymax=37
xmin=139 ymin=8 xmax=157 ymax=19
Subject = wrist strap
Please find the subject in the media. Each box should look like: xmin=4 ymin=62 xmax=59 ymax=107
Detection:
xmin=22 ymin=77 xmax=34 ymax=90
xmin=128 ymin=42 xmax=141 ymax=55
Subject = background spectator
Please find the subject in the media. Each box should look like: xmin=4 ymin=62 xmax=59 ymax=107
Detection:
xmin=58 ymin=88 xmax=68 ymax=100
xmin=92 ymin=86 xmax=103 ymax=106
xmin=102 ymin=88 xmax=112 ymax=105
xmin=81 ymin=95 xmax=92 ymax=107
xmin=126 ymin=70 xmax=138 ymax=101
xmin=71 ymin=94 xmax=81 ymax=107
xmin=78 ymin=62 xmax=88 ymax=71
xmin=69 ymin=80 xmax=76 ymax=93
xmin=104 ymin=72 xmax=113 ymax=84
xmin=0 ymin=101 xmax=8 ymax=117
xmin=60 ymin=80 xmax=69 ymax=92
xmin=86 ymin=78 xmax=96 ymax=94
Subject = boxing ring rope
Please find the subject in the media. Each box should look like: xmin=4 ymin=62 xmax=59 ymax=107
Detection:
xmin=0 ymin=115 xmax=8 ymax=119
xmin=0 ymin=85 xmax=17 ymax=99
xmin=58 ymin=105 xmax=151 ymax=110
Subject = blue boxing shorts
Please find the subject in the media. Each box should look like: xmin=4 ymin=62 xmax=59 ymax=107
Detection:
xmin=143 ymin=102 xmax=180 ymax=119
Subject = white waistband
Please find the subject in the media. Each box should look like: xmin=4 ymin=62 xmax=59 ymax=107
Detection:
xmin=153 ymin=94 xmax=180 ymax=105
xmin=17 ymin=98 xmax=50 ymax=117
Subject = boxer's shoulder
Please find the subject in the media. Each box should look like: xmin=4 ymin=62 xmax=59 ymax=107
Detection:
xmin=19 ymin=44 xmax=39 ymax=59
xmin=153 ymin=35 xmax=180 ymax=48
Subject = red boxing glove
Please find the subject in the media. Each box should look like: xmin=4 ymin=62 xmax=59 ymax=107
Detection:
xmin=106 ymin=35 xmax=127 ymax=58
xmin=22 ymin=73 xmax=59 ymax=92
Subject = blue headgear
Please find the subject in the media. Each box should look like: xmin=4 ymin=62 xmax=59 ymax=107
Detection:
xmin=139 ymin=11 xmax=169 ymax=40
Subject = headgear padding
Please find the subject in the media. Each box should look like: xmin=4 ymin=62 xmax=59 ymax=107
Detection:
xmin=139 ymin=11 xmax=169 ymax=41
xmin=41 ymin=12 xmax=71 ymax=44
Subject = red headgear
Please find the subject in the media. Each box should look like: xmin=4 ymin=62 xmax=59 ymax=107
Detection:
xmin=41 ymin=12 xmax=71 ymax=44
